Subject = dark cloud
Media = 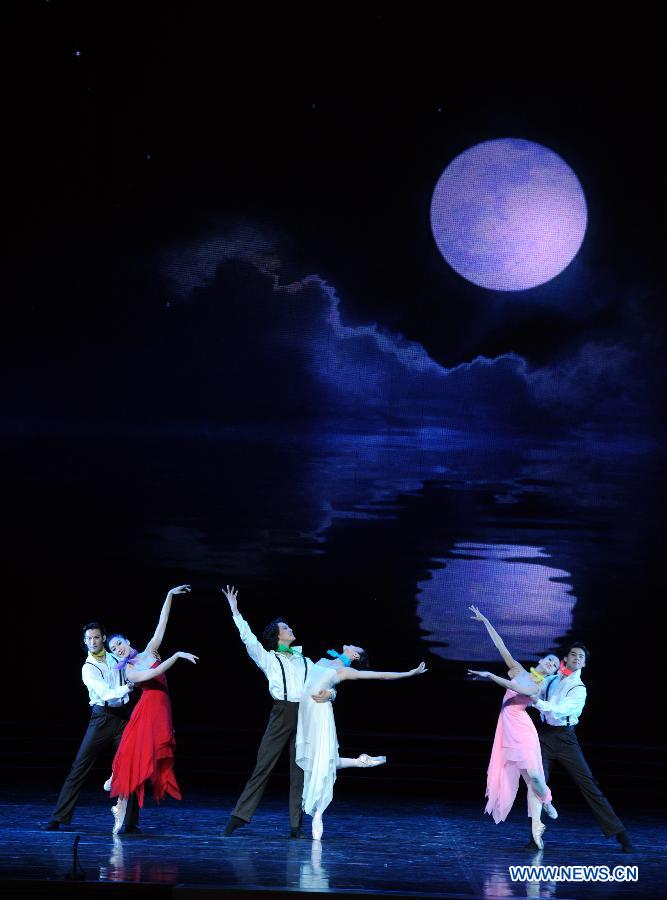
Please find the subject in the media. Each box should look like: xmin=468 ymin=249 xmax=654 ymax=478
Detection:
xmin=5 ymin=230 xmax=649 ymax=434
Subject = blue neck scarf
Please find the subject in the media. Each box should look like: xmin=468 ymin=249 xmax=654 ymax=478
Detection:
xmin=114 ymin=649 xmax=138 ymax=670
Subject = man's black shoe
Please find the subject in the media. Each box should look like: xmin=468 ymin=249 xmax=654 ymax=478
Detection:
xmin=289 ymin=827 xmax=307 ymax=839
xmin=223 ymin=815 xmax=248 ymax=837
xmin=524 ymin=838 xmax=540 ymax=850
xmin=615 ymin=830 xmax=634 ymax=853
xmin=44 ymin=821 xmax=61 ymax=831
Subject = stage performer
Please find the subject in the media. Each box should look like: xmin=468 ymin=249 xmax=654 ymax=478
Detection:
xmin=45 ymin=622 xmax=140 ymax=833
xmin=468 ymin=605 xmax=559 ymax=849
xmin=105 ymin=585 xmax=197 ymax=834
xmin=297 ymin=646 xmax=427 ymax=840
xmin=529 ymin=642 xmax=634 ymax=853
xmin=221 ymin=584 xmax=338 ymax=838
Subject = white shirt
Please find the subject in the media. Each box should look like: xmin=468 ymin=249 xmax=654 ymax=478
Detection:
xmin=533 ymin=670 xmax=587 ymax=726
xmin=81 ymin=652 xmax=131 ymax=707
xmin=233 ymin=614 xmax=312 ymax=702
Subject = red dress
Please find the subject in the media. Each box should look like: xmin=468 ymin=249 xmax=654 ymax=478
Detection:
xmin=110 ymin=661 xmax=182 ymax=807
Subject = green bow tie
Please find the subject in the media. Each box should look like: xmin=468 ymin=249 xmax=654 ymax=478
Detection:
xmin=277 ymin=644 xmax=302 ymax=656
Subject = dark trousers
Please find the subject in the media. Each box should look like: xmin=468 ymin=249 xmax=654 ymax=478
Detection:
xmin=51 ymin=705 xmax=139 ymax=827
xmin=539 ymin=725 xmax=624 ymax=837
xmin=232 ymin=700 xmax=304 ymax=829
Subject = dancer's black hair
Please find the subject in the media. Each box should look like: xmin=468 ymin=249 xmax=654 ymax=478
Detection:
xmin=350 ymin=650 xmax=370 ymax=670
xmin=82 ymin=621 xmax=106 ymax=640
xmin=107 ymin=633 xmax=129 ymax=646
xmin=262 ymin=618 xmax=289 ymax=651
xmin=565 ymin=641 xmax=589 ymax=662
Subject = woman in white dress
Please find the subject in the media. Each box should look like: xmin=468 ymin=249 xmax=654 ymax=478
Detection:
xmin=296 ymin=645 xmax=427 ymax=839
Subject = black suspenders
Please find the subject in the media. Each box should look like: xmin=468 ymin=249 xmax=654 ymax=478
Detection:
xmin=545 ymin=676 xmax=580 ymax=725
xmin=275 ymin=655 xmax=309 ymax=700
xmin=84 ymin=659 xmax=126 ymax=708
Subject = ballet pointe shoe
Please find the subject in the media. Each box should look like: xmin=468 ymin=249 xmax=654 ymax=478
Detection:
xmin=531 ymin=820 xmax=546 ymax=850
xmin=356 ymin=754 xmax=387 ymax=768
xmin=543 ymin=800 xmax=558 ymax=819
xmin=111 ymin=797 xmax=128 ymax=836
xmin=103 ymin=777 xmax=112 ymax=791
xmin=311 ymin=810 xmax=323 ymax=841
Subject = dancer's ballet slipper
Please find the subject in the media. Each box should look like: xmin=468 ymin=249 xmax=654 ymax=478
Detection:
xmin=311 ymin=811 xmax=323 ymax=841
xmin=111 ymin=796 xmax=128 ymax=836
xmin=103 ymin=777 xmax=112 ymax=791
xmin=356 ymin=754 xmax=387 ymax=767
xmin=542 ymin=800 xmax=558 ymax=819
xmin=531 ymin=821 xmax=546 ymax=850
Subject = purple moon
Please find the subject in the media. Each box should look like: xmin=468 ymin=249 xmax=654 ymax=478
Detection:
xmin=430 ymin=138 xmax=588 ymax=291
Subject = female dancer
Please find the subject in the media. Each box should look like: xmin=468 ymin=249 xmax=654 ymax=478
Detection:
xmin=467 ymin=605 xmax=558 ymax=849
xmin=105 ymin=585 xmax=198 ymax=834
xmin=296 ymin=646 xmax=427 ymax=840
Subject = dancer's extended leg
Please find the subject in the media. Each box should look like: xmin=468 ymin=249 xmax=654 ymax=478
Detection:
xmin=525 ymin=768 xmax=558 ymax=818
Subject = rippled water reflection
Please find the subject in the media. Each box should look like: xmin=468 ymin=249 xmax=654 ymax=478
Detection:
xmin=417 ymin=542 xmax=575 ymax=662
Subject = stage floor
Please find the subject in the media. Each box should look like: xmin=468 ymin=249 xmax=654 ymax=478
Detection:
xmin=1 ymin=788 xmax=662 ymax=899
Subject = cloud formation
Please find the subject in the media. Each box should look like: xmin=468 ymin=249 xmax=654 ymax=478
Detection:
xmin=275 ymin=273 xmax=639 ymax=429
xmin=150 ymin=231 xmax=646 ymax=431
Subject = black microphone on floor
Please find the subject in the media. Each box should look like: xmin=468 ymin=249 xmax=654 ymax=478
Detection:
xmin=64 ymin=834 xmax=86 ymax=880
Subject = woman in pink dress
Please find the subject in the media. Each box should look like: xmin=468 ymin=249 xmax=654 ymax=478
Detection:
xmin=467 ymin=605 xmax=559 ymax=849
xmin=105 ymin=585 xmax=198 ymax=834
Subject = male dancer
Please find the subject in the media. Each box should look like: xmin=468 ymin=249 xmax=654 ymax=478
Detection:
xmin=221 ymin=585 xmax=335 ymax=838
xmin=45 ymin=622 xmax=140 ymax=833
xmin=530 ymin=642 xmax=633 ymax=852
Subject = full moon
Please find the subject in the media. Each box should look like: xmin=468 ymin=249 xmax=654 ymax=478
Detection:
xmin=430 ymin=138 xmax=588 ymax=291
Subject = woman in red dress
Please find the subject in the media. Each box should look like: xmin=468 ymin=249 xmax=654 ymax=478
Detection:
xmin=105 ymin=585 xmax=198 ymax=833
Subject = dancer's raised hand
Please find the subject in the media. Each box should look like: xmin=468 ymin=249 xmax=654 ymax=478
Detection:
xmin=467 ymin=669 xmax=492 ymax=679
xmin=411 ymin=662 xmax=428 ymax=676
xmin=176 ymin=652 xmax=199 ymax=664
xmin=169 ymin=584 xmax=191 ymax=596
xmin=221 ymin=585 xmax=239 ymax=614
xmin=469 ymin=605 xmax=486 ymax=622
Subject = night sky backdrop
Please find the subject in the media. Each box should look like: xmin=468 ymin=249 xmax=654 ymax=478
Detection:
xmin=4 ymin=6 xmax=665 ymax=753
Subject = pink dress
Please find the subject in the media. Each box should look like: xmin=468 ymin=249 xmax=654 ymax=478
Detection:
xmin=485 ymin=688 xmax=551 ymax=823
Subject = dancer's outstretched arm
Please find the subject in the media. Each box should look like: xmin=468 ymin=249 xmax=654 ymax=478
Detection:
xmin=467 ymin=669 xmax=538 ymax=697
xmin=469 ymin=606 xmax=521 ymax=673
xmin=336 ymin=662 xmax=427 ymax=683
xmin=221 ymin=584 xmax=274 ymax=672
xmin=126 ymin=651 xmax=198 ymax=683
xmin=145 ymin=585 xmax=191 ymax=656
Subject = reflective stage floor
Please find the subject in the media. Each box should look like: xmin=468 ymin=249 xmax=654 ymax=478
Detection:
xmin=0 ymin=788 xmax=663 ymax=899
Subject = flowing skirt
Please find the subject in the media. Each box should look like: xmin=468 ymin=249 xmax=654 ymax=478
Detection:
xmin=110 ymin=685 xmax=181 ymax=807
xmin=296 ymin=697 xmax=339 ymax=816
xmin=485 ymin=701 xmax=551 ymax=823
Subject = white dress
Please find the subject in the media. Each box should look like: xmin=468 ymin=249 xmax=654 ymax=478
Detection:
xmin=296 ymin=663 xmax=340 ymax=816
